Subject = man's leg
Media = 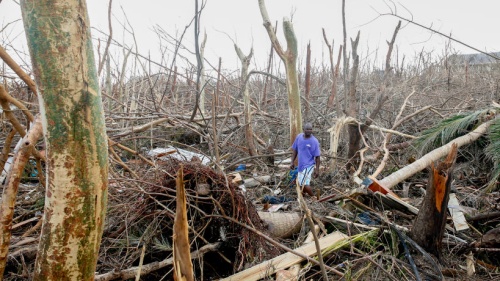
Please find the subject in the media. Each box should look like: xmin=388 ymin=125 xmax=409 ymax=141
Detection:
xmin=303 ymin=185 xmax=314 ymax=196
xmin=298 ymin=166 xmax=315 ymax=197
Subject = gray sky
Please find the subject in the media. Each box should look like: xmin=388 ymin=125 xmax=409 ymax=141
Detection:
xmin=1 ymin=0 xmax=500 ymax=72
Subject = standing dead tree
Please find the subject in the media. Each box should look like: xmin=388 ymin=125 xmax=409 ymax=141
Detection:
xmin=258 ymin=0 xmax=303 ymax=144
xmin=235 ymin=45 xmax=257 ymax=156
xmin=345 ymin=31 xmax=361 ymax=170
xmin=322 ymin=29 xmax=342 ymax=112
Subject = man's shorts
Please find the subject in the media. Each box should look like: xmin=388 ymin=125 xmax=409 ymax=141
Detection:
xmin=297 ymin=165 xmax=315 ymax=186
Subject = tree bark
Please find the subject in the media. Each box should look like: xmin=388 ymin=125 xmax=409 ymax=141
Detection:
xmin=410 ymin=144 xmax=457 ymax=260
xmin=21 ymin=0 xmax=109 ymax=279
xmin=259 ymin=0 xmax=302 ymax=145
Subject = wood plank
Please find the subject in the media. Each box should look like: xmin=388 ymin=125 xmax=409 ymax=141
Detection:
xmin=220 ymin=231 xmax=348 ymax=281
xmin=367 ymin=175 xmax=400 ymax=199
xmin=448 ymin=193 xmax=469 ymax=231
xmin=386 ymin=193 xmax=419 ymax=215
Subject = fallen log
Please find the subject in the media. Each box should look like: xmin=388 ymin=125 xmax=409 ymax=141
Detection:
xmin=219 ymin=231 xmax=347 ymax=281
xmin=378 ymin=118 xmax=495 ymax=190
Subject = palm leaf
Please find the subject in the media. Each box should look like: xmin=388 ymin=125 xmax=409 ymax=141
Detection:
xmin=485 ymin=117 xmax=500 ymax=191
xmin=414 ymin=109 xmax=489 ymax=154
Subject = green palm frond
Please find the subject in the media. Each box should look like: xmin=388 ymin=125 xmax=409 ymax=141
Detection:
xmin=485 ymin=117 xmax=500 ymax=191
xmin=152 ymin=235 xmax=172 ymax=252
xmin=415 ymin=109 xmax=490 ymax=154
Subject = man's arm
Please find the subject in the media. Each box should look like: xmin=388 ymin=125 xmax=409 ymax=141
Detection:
xmin=314 ymin=156 xmax=320 ymax=177
xmin=290 ymin=149 xmax=298 ymax=169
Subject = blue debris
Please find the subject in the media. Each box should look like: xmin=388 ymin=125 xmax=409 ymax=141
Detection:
xmin=235 ymin=164 xmax=246 ymax=171
xmin=285 ymin=168 xmax=298 ymax=188
xmin=262 ymin=195 xmax=293 ymax=204
xmin=361 ymin=177 xmax=373 ymax=187
xmin=357 ymin=211 xmax=381 ymax=226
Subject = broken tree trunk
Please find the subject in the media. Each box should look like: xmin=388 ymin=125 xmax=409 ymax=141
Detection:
xmin=173 ymin=167 xmax=194 ymax=281
xmin=410 ymin=143 xmax=458 ymax=260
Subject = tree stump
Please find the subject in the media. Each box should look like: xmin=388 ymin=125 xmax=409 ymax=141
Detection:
xmin=410 ymin=143 xmax=458 ymax=260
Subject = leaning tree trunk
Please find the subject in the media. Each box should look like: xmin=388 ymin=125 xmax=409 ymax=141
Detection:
xmin=21 ymin=0 xmax=109 ymax=280
xmin=259 ymin=0 xmax=302 ymax=144
xmin=410 ymin=143 xmax=457 ymax=260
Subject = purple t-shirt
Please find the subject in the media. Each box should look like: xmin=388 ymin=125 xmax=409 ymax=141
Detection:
xmin=292 ymin=133 xmax=320 ymax=172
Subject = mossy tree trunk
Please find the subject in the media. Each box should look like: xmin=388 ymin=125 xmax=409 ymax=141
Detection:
xmin=258 ymin=0 xmax=302 ymax=145
xmin=21 ymin=0 xmax=109 ymax=280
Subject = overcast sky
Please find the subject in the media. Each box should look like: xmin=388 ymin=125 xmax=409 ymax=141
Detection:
xmin=1 ymin=0 xmax=500 ymax=72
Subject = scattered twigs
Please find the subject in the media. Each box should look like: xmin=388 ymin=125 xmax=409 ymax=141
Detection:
xmin=295 ymin=181 xmax=329 ymax=281
xmin=468 ymin=211 xmax=500 ymax=222
xmin=108 ymin=138 xmax=154 ymax=166
xmin=214 ymin=214 xmax=344 ymax=278
xmin=397 ymin=230 xmax=444 ymax=280
xmin=224 ymin=151 xmax=290 ymax=170
xmin=109 ymin=145 xmax=139 ymax=179
xmin=372 ymin=90 xmax=416 ymax=178
xmin=94 ymin=242 xmax=221 ymax=281
xmin=393 ymin=226 xmax=422 ymax=281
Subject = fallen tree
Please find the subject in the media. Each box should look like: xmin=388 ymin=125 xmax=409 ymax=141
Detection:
xmin=378 ymin=117 xmax=496 ymax=189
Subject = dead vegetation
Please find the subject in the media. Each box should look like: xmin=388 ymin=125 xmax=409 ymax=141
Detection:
xmin=2 ymin=9 xmax=500 ymax=281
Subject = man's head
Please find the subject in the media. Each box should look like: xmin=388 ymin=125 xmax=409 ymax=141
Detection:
xmin=303 ymin=122 xmax=313 ymax=137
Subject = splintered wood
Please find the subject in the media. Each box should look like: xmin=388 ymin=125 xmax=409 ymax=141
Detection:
xmin=410 ymin=143 xmax=458 ymax=259
xmin=173 ymin=167 xmax=194 ymax=281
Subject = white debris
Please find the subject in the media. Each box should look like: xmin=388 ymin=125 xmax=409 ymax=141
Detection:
xmin=147 ymin=146 xmax=211 ymax=165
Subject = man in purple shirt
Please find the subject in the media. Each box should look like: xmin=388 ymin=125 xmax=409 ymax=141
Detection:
xmin=290 ymin=122 xmax=321 ymax=197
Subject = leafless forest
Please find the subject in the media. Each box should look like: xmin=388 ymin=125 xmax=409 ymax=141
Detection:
xmin=1 ymin=1 xmax=500 ymax=281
